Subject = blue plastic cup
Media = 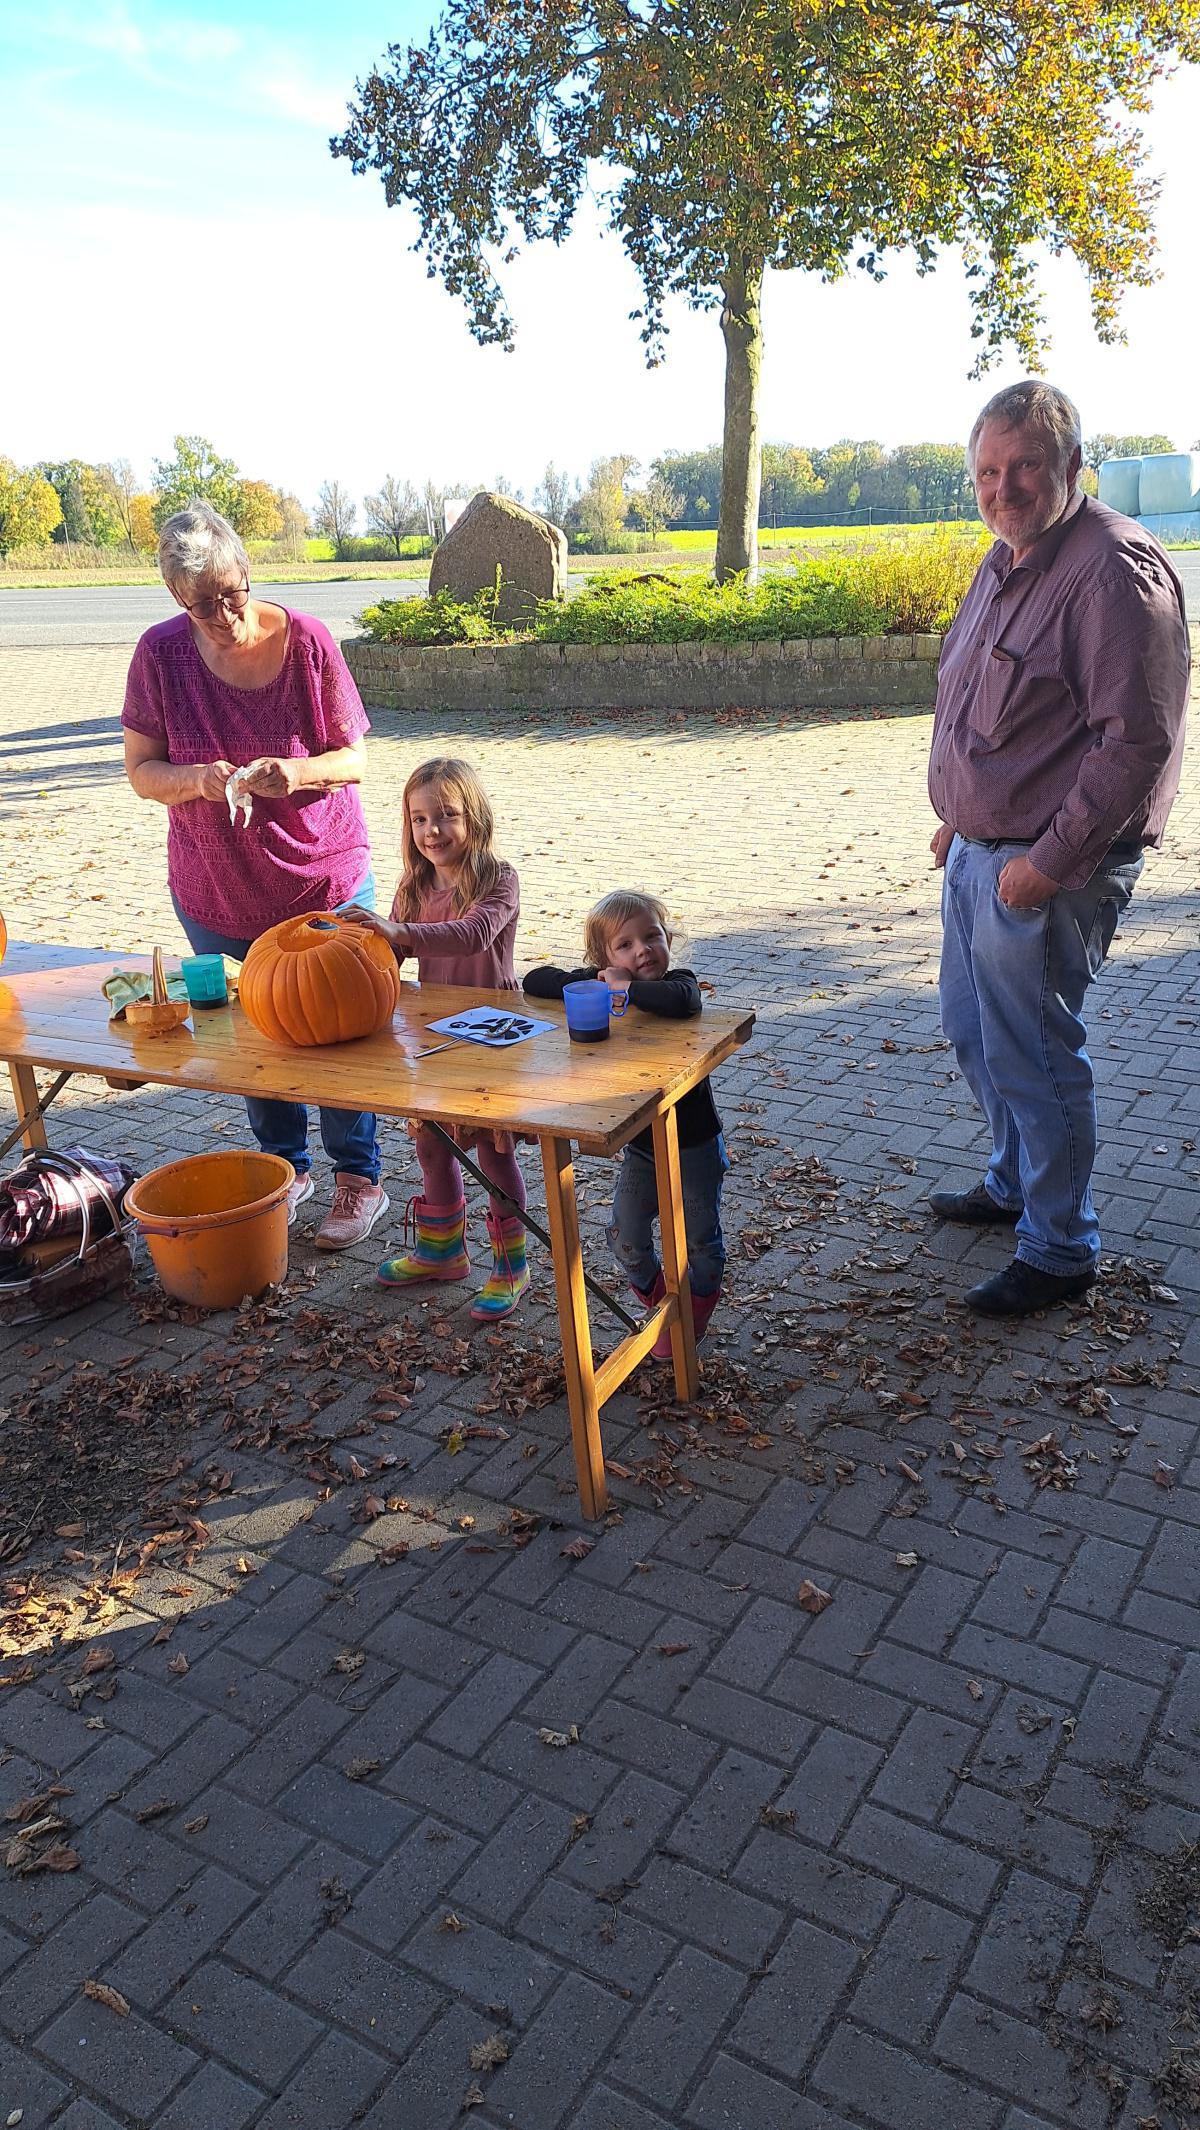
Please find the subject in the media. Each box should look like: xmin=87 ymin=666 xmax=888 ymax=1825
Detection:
xmin=180 ymin=953 xmax=229 ymax=1010
xmin=563 ymin=979 xmax=620 ymax=1043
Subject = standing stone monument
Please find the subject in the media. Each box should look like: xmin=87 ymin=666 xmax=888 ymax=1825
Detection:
xmin=429 ymin=491 xmax=568 ymax=625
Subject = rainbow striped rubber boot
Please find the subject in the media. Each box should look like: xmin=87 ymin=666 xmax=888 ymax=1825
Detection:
xmin=377 ymin=1197 xmax=470 ymax=1286
xmin=470 ymin=1206 xmax=530 ymax=1321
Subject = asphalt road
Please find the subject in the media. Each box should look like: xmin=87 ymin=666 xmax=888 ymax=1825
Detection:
xmin=0 ymin=578 xmax=423 ymax=648
xmin=1 ymin=552 xmax=1197 ymax=647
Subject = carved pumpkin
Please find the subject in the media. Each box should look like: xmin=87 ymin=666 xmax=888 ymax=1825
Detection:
xmin=239 ymin=913 xmax=401 ymax=1047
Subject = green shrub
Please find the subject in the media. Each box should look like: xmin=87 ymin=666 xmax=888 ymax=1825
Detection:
xmin=846 ymin=525 xmax=991 ymax=634
xmin=355 ymin=527 xmax=992 ymax=648
xmin=357 ymin=589 xmax=504 ymax=646
xmin=534 ymin=559 xmax=883 ymax=644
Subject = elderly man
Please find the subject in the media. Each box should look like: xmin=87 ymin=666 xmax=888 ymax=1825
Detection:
xmin=928 ymin=381 xmax=1190 ymax=1314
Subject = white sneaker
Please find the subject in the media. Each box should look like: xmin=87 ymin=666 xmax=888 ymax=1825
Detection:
xmin=286 ymin=1173 xmax=316 ymax=1225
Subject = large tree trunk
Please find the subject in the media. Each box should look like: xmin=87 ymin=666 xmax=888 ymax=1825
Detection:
xmin=715 ymin=259 xmax=765 ymax=584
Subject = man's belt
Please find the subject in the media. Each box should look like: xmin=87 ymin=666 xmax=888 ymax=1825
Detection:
xmin=959 ymin=835 xmax=1144 ymax=862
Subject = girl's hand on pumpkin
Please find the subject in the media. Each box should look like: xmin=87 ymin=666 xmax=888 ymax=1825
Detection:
xmin=342 ymin=907 xmax=405 ymax=955
xmin=196 ymin=759 xmax=238 ymax=802
xmin=241 ymin=755 xmax=302 ymax=799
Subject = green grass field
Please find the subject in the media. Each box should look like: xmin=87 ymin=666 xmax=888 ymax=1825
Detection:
xmin=662 ymin=520 xmax=985 ymax=550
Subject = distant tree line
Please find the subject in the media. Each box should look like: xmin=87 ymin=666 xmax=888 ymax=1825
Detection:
xmin=0 ymin=428 xmax=1187 ymax=562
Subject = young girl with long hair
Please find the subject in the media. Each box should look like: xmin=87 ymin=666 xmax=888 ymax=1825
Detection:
xmin=343 ymin=757 xmax=528 ymax=1320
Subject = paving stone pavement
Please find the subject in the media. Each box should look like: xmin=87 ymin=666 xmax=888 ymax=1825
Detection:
xmin=1 ymin=644 xmax=1199 ymax=2130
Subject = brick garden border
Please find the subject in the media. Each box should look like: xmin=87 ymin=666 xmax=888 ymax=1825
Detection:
xmin=343 ymin=633 xmax=947 ymax=715
xmin=345 ymin=620 xmax=1200 ymax=717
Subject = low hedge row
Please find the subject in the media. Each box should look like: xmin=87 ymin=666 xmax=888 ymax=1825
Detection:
xmin=358 ymin=528 xmax=990 ymax=650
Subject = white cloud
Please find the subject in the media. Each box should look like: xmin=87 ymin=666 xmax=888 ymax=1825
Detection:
xmin=259 ymin=71 xmax=349 ymax=132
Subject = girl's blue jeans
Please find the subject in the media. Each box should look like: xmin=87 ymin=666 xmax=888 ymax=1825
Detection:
xmin=606 ymin=1133 xmax=728 ymax=1298
xmin=171 ymin=872 xmax=383 ymax=1185
xmin=939 ymin=836 xmax=1142 ymax=1274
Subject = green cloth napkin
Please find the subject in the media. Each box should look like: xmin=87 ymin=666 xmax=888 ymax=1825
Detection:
xmin=102 ymin=969 xmax=191 ymax=1021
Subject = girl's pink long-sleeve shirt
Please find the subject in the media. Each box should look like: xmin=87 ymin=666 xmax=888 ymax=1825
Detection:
xmin=391 ymin=862 xmax=520 ymax=990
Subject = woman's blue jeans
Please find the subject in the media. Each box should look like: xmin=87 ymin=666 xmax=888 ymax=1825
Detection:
xmin=606 ymin=1133 xmax=729 ymax=1298
xmin=939 ymin=836 xmax=1142 ymax=1274
xmin=172 ymin=873 xmax=383 ymax=1184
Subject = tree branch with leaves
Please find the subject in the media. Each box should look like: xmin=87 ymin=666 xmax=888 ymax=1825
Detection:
xmin=332 ymin=0 xmax=1197 ymax=579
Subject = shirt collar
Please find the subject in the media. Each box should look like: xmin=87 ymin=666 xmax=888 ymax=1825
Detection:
xmin=987 ymin=488 xmax=1087 ymax=581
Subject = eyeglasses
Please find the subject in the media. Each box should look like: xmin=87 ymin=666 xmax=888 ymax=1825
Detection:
xmin=180 ymin=581 xmax=250 ymax=622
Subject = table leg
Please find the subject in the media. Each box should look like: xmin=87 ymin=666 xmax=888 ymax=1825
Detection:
xmin=8 ymin=1064 xmax=50 ymax=1151
xmin=651 ymin=1105 xmax=699 ymax=1402
xmin=539 ymin=1135 xmax=608 ymax=1521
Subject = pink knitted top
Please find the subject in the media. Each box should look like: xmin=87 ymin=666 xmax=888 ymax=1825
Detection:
xmin=390 ymin=863 xmax=520 ymax=990
xmin=122 ymin=610 xmax=371 ymax=936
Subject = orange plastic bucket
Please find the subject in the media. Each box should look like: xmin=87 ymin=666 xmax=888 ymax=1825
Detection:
xmin=124 ymin=1151 xmax=294 ymax=1309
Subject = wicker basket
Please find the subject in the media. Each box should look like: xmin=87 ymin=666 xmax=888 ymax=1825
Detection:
xmin=0 ymin=1153 xmax=140 ymax=1327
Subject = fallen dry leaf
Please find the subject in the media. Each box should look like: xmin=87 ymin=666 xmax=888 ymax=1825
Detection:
xmin=166 ymin=1653 xmax=189 ymax=1677
xmin=560 ymin=1535 xmax=593 ymax=1560
xmin=83 ymin=1980 xmax=130 ymax=2017
xmin=796 ymin=1580 xmax=833 ymax=1615
xmin=895 ymin=1552 xmax=919 ymax=1568
xmin=658 ymin=1643 xmax=692 ymax=1658
xmin=438 ymin=1911 xmax=467 ymax=1933
xmin=967 ymin=1679 xmax=984 ymax=1701
xmin=538 ymin=1725 xmax=580 ymax=1749
xmin=461 ymin=2083 xmax=485 ymax=2111
xmin=467 ymin=2033 xmax=511 ymax=2072
xmin=759 ymin=1804 xmax=797 ymax=1832
xmin=344 ymin=1757 xmax=381 ymax=1783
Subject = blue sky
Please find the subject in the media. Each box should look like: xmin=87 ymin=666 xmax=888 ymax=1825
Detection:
xmin=1 ymin=2 xmax=1197 ymax=512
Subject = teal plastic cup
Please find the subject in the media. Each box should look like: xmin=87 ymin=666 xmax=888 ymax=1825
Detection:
xmin=180 ymin=953 xmax=228 ymax=1010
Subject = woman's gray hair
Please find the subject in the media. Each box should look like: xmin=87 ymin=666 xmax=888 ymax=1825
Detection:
xmin=158 ymin=500 xmax=249 ymax=592
xmin=968 ymin=381 xmax=1082 ymax=474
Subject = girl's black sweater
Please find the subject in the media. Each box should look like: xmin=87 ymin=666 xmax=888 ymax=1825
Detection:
xmin=522 ymin=964 xmax=722 ymax=1151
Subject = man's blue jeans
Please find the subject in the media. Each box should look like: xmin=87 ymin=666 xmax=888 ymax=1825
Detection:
xmin=939 ymin=837 xmax=1142 ymax=1274
xmin=606 ymin=1133 xmax=729 ymax=1298
xmin=172 ymin=873 xmax=383 ymax=1185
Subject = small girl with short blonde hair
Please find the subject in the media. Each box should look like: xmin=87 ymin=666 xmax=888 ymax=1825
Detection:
xmin=344 ymin=756 xmax=528 ymax=1319
xmin=524 ymin=888 xmax=728 ymax=1353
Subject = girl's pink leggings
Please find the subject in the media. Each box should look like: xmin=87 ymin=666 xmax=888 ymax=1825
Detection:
xmin=415 ymin=1126 xmax=527 ymax=1218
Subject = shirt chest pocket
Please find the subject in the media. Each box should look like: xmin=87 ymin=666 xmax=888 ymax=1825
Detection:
xmin=968 ymin=645 xmax=1066 ymax=744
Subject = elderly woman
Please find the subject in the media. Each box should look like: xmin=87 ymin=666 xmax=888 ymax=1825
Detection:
xmin=122 ymin=500 xmax=388 ymax=1250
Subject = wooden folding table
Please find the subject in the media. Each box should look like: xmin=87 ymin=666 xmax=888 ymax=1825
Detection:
xmin=0 ymin=953 xmax=753 ymax=1518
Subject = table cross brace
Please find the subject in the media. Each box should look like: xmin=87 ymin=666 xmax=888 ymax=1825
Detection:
xmin=422 ymin=1119 xmax=639 ymax=1334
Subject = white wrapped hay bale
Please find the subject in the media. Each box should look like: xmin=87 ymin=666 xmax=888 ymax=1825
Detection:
xmin=1140 ymin=510 xmax=1200 ymax=547
xmin=1098 ymin=458 xmax=1142 ymax=516
xmin=1138 ymin=454 xmax=1200 ymax=517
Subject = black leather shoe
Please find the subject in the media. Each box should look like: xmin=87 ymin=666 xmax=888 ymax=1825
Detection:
xmin=964 ymin=1258 xmax=1096 ymax=1316
xmin=929 ymin=1183 xmax=1023 ymax=1225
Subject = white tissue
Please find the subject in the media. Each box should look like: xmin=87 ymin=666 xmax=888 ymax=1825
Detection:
xmin=225 ymin=769 xmax=253 ymax=829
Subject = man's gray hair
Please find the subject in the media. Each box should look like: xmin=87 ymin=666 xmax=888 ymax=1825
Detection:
xmin=968 ymin=381 xmax=1082 ymax=473
xmin=158 ymin=500 xmax=249 ymax=591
